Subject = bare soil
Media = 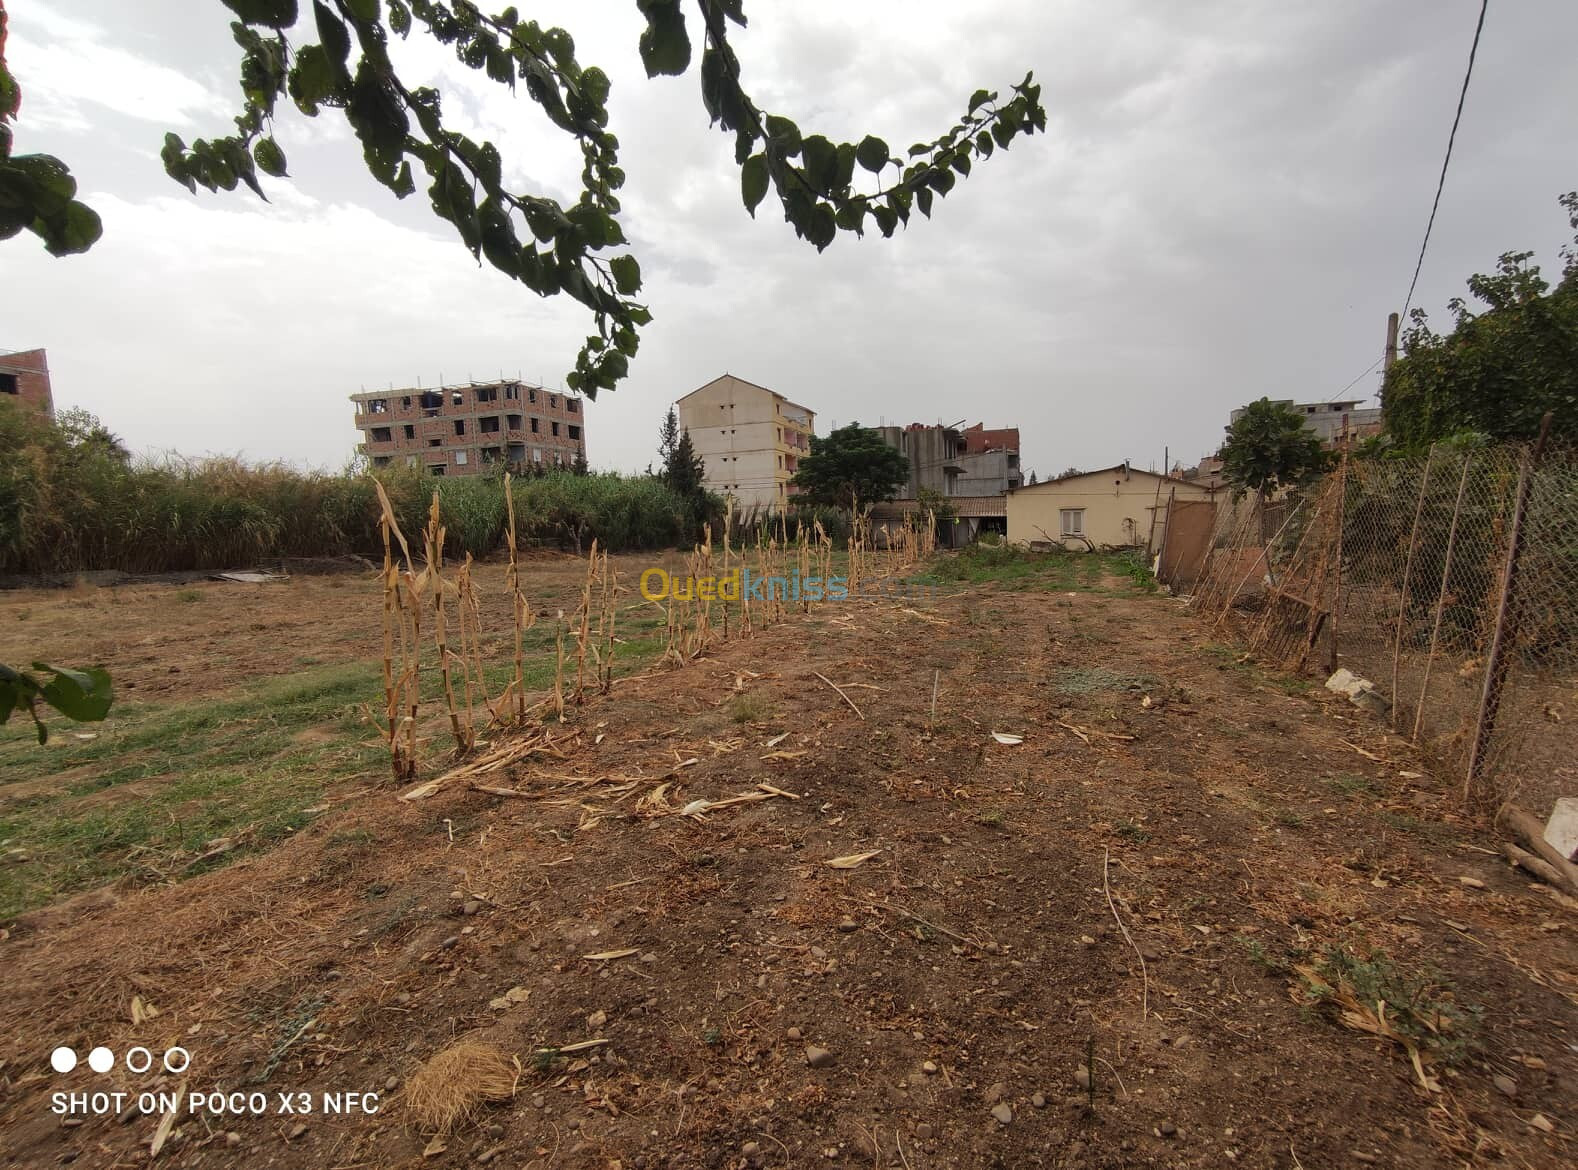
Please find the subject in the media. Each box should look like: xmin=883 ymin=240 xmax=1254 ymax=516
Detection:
xmin=1 ymin=563 xmax=1573 ymax=1169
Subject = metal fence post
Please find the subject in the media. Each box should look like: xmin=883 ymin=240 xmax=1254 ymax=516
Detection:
xmin=1465 ymin=414 xmax=1554 ymax=804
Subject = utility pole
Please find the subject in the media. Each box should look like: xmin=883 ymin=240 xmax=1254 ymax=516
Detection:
xmin=1384 ymin=312 xmax=1399 ymax=371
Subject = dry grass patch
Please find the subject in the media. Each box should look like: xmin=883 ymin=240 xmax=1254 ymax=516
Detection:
xmin=403 ymin=1040 xmax=519 ymax=1134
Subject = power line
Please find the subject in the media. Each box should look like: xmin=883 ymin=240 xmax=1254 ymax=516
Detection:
xmin=1322 ymin=355 xmax=1385 ymax=404
xmin=1400 ymin=0 xmax=1490 ymax=322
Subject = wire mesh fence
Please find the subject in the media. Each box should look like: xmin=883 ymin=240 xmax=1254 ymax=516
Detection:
xmin=1189 ymin=442 xmax=1578 ymax=817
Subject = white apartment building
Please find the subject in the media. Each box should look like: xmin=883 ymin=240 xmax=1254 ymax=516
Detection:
xmin=676 ymin=375 xmax=816 ymax=510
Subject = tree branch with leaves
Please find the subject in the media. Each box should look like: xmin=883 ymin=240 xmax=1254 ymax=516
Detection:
xmin=4 ymin=0 xmax=1045 ymax=397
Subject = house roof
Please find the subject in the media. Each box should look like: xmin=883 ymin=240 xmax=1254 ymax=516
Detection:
xmin=1006 ymin=463 xmax=1216 ymax=494
xmin=675 ymin=374 xmax=815 ymax=416
xmin=870 ymin=496 xmax=1007 ymax=518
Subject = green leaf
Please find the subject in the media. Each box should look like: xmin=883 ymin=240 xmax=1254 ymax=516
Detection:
xmin=765 ymin=115 xmax=801 ymax=154
xmin=288 ymin=44 xmax=342 ymax=113
xmin=855 ymin=135 xmax=889 ymax=174
xmin=976 ymin=131 xmax=993 ymax=158
xmin=32 ymin=664 xmax=113 ymax=723
xmin=253 ymin=136 xmax=288 ymax=177
xmin=916 ymin=186 xmax=933 ymax=218
xmin=967 ymin=88 xmax=993 ymax=114
xmin=807 ymin=202 xmax=836 ymax=251
xmin=610 ymin=254 xmax=641 ymax=295
xmin=800 ymin=135 xmax=838 ymax=194
xmin=42 ymin=200 xmax=103 ymax=257
xmin=637 ymin=1 xmax=691 ymax=77
xmin=221 ymin=0 xmax=298 ymax=26
xmin=314 ymin=1 xmax=353 ymax=71
xmin=741 ymin=153 xmax=769 ymax=216
xmin=344 ymin=0 xmax=380 ymax=20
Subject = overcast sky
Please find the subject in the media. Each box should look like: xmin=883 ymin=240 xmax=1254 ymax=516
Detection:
xmin=3 ymin=0 xmax=1575 ymax=478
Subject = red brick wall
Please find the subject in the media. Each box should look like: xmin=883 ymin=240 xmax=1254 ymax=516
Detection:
xmin=0 ymin=349 xmax=54 ymax=416
xmin=961 ymin=423 xmax=1018 ymax=454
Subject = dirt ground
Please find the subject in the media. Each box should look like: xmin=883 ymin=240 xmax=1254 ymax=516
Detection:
xmin=1 ymin=557 xmax=1574 ymax=1169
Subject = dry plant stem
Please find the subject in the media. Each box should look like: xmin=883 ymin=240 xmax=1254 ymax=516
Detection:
xmin=813 ymin=671 xmax=865 ymax=720
xmin=504 ymin=473 xmax=533 ymax=722
xmin=1103 ymin=845 xmax=1149 ymax=1020
xmin=424 ymin=493 xmax=470 ymax=752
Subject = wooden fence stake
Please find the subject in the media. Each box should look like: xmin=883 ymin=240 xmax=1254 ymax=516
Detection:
xmin=1466 ymin=414 xmax=1554 ymax=804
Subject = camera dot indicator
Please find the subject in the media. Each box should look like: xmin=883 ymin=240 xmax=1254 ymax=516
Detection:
xmin=88 ymin=1046 xmax=115 ymax=1073
xmin=50 ymin=1047 xmax=77 ymax=1074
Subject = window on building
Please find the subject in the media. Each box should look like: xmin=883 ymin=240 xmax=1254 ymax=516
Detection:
xmin=0 ymin=373 xmax=16 ymax=394
xmin=568 ymin=424 xmax=580 ymax=440
xmin=370 ymin=426 xmax=391 ymax=442
xmin=551 ymin=421 xmax=560 ymax=436
xmin=566 ymin=398 xmax=579 ymax=413
xmin=455 ymin=451 xmax=468 ymax=465
xmin=450 ymin=391 xmax=463 ymax=406
xmin=549 ymin=394 xmax=558 ymax=408
xmin=401 ymin=396 xmax=411 ymax=409
xmin=430 ymin=464 xmax=446 ymax=476
xmin=372 ymin=455 xmax=391 ymax=467
xmin=530 ymin=417 xmax=540 ymax=433
xmin=480 ymin=416 xmax=500 ymax=434
xmin=403 ymin=424 xmax=415 ymax=439
xmin=532 ymin=448 xmax=543 ymax=463
xmin=528 ymin=388 xmax=537 ymax=403
xmin=429 ymin=438 xmax=442 ymax=447
xmin=507 ymin=414 xmax=522 ymax=430
xmin=453 ymin=419 xmax=466 ymax=436
xmin=481 ymin=447 xmax=500 ymax=463
xmin=505 ymin=383 xmax=519 ymax=400
xmin=407 ymin=455 xmax=419 ymax=467
xmin=1060 ymin=508 xmax=1085 ymax=537
xmin=476 ymin=387 xmax=498 ymax=403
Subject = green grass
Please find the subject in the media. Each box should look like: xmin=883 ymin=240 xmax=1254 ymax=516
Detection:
xmin=1304 ymin=946 xmax=1480 ymax=1064
xmin=0 ymin=663 xmax=383 ymax=918
xmin=1054 ymin=666 xmax=1156 ymax=695
xmin=0 ymin=619 xmax=672 ymax=920
xmin=907 ymin=546 xmax=1144 ymax=593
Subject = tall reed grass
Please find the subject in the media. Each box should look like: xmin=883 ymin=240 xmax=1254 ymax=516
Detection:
xmin=0 ymin=402 xmax=712 ymax=573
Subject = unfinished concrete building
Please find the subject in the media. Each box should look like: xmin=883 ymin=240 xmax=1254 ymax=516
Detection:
xmin=0 ymin=348 xmax=55 ymax=416
xmin=875 ymin=421 xmax=1023 ymax=498
xmin=352 ymin=379 xmax=586 ymax=475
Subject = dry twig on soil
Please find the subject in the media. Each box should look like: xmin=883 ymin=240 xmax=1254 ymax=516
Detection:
xmin=1103 ymin=846 xmax=1150 ymax=1019
xmin=812 ymin=671 xmax=866 ymax=719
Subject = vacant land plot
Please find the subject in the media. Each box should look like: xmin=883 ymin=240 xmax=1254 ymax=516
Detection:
xmin=0 ymin=549 xmax=1572 ymax=1169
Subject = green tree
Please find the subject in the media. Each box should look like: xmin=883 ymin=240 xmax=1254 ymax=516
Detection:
xmin=2 ymin=0 xmax=1046 ymax=398
xmin=1026 ymin=470 xmax=1037 ymax=485
xmin=1220 ymin=398 xmax=1331 ymax=498
xmin=791 ymin=422 xmax=909 ymax=507
xmin=1383 ymin=192 xmax=1578 ymax=448
xmin=663 ymin=427 xmax=706 ymax=496
xmin=656 ymin=406 xmax=680 ymax=471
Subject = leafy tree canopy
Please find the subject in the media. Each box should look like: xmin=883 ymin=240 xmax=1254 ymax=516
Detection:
xmin=791 ymin=422 xmax=909 ymax=507
xmin=1383 ymin=192 xmax=1578 ymax=448
xmin=1 ymin=0 xmax=1046 ymax=398
xmin=1220 ymin=397 xmax=1331 ymax=498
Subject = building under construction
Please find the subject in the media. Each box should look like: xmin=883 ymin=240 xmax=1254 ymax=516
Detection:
xmin=351 ymin=379 xmax=586 ymax=475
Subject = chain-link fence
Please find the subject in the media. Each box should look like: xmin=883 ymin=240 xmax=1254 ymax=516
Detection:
xmin=1190 ymin=442 xmax=1578 ymax=817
